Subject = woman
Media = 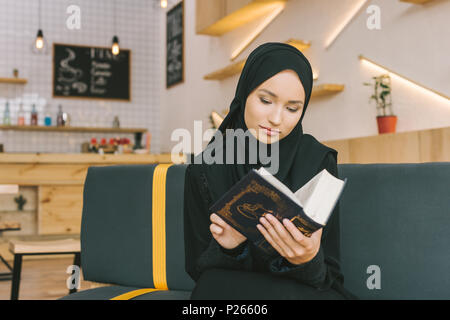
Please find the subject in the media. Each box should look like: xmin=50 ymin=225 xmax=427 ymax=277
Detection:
xmin=184 ymin=42 xmax=356 ymax=300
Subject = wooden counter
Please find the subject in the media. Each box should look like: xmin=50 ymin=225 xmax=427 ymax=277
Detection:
xmin=0 ymin=152 xmax=184 ymax=165
xmin=0 ymin=153 xmax=186 ymax=235
xmin=322 ymin=126 xmax=450 ymax=164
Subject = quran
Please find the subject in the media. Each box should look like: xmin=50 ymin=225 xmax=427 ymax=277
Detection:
xmin=209 ymin=167 xmax=347 ymax=255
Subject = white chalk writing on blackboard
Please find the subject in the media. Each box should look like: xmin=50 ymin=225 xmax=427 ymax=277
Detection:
xmin=90 ymin=61 xmax=112 ymax=94
xmin=166 ymin=2 xmax=183 ymax=87
xmin=53 ymin=43 xmax=130 ymax=100
xmin=56 ymin=48 xmax=87 ymax=95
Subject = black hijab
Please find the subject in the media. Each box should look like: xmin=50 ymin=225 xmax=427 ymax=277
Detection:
xmin=194 ymin=42 xmax=337 ymax=203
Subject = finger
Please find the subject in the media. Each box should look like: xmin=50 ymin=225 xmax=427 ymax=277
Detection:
xmin=310 ymin=228 xmax=323 ymax=242
xmin=259 ymin=216 xmax=294 ymax=257
xmin=209 ymin=223 xmax=223 ymax=235
xmin=265 ymin=214 xmax=299 ymax=249
xmin=282 ymin=218 xmax=308 ymax=246
xmin=256 ymin=224 xmax=285 ymax=256
xmin=210 ymin=213 xmax=228 ymax=228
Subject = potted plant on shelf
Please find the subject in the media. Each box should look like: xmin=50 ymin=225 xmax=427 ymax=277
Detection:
xmin=363 ymin=74 xmax=397 ymax=134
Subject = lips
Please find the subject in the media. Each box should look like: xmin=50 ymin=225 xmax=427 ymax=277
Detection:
xmin=259 ymin=125 xmax=280 ymax=136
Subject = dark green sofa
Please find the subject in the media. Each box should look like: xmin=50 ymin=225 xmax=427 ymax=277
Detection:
xmin=61 ymin=162 xmax=450 ymax=300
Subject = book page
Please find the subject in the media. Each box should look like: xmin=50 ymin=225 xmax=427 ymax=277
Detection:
xmin=255 ymin=167 xmax=346 ymax=226
xmin=255 ymin=167 xmax=302 ymax=207
xmin=303 ymin=170 xmax=345 ymax=225
xmin=294 ymin=169 xmax=325 ymax=208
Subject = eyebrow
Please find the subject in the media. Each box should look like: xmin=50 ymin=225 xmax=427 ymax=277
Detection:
xmin=258 ymin=89 xmax=303 ymax=105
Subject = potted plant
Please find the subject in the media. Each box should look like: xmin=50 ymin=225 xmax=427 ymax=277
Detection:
xmin=363 ymin=74 xmax=397 ymax=134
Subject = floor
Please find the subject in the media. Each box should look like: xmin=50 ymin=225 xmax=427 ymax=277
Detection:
xmin=0 ymin=257 xmax=97 ymax=300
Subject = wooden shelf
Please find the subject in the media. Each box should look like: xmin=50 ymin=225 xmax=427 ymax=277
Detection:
xmin=311 ymin=84 xmax=345 ymax=98
xmin=204 ymin=60 xmax=246 ymax=80
xmin=204 ymin=39 xmax=310 ymax=80
xmin=0 ymin=78 xmax=28 ymax=84
xmin=399 ymin=0 xmax=433 ymax=4
xmin=196 ymin=0 xmax=289 ymax=36
xmin=0 ymin=125 xmax=147 ymax=134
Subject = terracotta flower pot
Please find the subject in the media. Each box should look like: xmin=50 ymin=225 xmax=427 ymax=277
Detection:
xmin=376 ymin=115 xmax=397 ymax=134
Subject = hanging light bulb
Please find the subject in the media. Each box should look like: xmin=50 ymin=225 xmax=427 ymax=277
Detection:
xmin=111 ymin=35 xmax=120 ymax=55
xmin=31 ymin=0 xmax=49 ymax=54
xmin=161 ymin=0 xmax=168 ymax=8
xmin=35 ymin=29 xmax=44 ymax=49
xmin=111 ymin=0 xmax=120 ymax=56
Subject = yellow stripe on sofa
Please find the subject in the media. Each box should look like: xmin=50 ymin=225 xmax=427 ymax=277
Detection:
xmin=152 ymin=163 xmax=172 ymax=290
xmin=110 ymin=164 xmax=172 ymax=300
xmin=110 ymin=288 xmax=163 ymax=300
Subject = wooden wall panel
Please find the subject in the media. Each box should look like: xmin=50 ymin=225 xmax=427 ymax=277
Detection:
xmin=38 ymin=185 xmax=84 ymax=235
xmin=418 ymin=126 xmax=450 ymax=162
xmin=348 ymin=131 xmax=421 ymax=164
xmin=322 ymin=126 xmax=449 ymax=164
xmin=321 ymin=139 xmax=350 ymax=164
xmin=0 ymin=164 xmax=89 ymax=185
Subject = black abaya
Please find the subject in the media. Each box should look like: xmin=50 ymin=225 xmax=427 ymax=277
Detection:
xmin=184 ymin=136 xmax=357 ymax=299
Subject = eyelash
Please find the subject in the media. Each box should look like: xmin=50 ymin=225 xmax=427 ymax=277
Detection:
xmin=260 ymin=97 xmax=298 ymax=112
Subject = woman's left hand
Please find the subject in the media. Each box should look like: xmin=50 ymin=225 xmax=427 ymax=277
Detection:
xmin=257 ymin=214 xmax=322 ymax=265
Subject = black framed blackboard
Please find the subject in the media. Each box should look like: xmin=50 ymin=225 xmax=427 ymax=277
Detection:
xmin=53 ymin=43 xmax=131 ymax=101
xmin=166 ymin=1 xmax=184 ymax=88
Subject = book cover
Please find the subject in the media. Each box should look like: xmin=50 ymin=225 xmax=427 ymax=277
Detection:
xmin=209 ymin=169 xmax=329 ymax=255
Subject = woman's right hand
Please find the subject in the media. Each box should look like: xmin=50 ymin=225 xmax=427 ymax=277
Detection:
xmin=210 ymin=213 xmax=247 ymax=250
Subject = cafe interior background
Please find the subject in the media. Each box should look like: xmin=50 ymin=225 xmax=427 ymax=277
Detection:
xmin=0 ymin=0 xmax=449 ymax=299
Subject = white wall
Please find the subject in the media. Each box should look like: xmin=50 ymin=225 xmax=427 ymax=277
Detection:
xmin=0 ymin=0 xmax=162 ymax=153
xmin=159 ymin=0 xmax=450 ymax=154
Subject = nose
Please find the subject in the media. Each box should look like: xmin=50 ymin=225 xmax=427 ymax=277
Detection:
xmin=268 ymin=105 xmax=282 ymax=127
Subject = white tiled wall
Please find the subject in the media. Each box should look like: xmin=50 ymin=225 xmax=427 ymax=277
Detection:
xmin=0 ymin=0 xmax=161 ymax=153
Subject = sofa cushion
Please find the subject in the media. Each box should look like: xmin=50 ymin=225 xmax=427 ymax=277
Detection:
xmin=338 ymin=162 xmax=450 ymax=299
xmin=80 ymin=164 xmax=194 ymax=291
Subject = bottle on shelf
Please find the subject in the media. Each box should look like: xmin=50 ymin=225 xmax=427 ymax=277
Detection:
xmin=30 ymin=104 xmax=38 ymax=126
xmin=17 ymin=102 xmax=25 ymax=126
xmin=62 ymin=111 xmax=71 ymax=126
xmin=44 ymin=104 xmax=52 ymax=126
xmin=56 ymin=104 xmax=64 ymax=127
xmin=112 ymin=115 xmax=120 ymax=128
xmin=3 ymin=101 xmax=11 ymax=125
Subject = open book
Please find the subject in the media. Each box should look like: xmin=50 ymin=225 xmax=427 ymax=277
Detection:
xmin=209 ymin=167 xmax=347 ymax=255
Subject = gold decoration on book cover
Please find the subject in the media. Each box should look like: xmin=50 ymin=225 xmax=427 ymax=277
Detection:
xmin=290 ymin=216 xmax=314 ymax=237
xmin=216 ymin=179 xmax=288 ymax=234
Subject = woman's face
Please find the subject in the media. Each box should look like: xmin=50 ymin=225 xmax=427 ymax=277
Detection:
xmin=244 ymin=69 xmax=305 ymax=144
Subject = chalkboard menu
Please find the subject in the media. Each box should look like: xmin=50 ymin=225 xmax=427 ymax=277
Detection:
xmin=53 ymin=43 xmax=131 ymax=101
xmin=166 ymin=1 xmax=184 ymax=88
